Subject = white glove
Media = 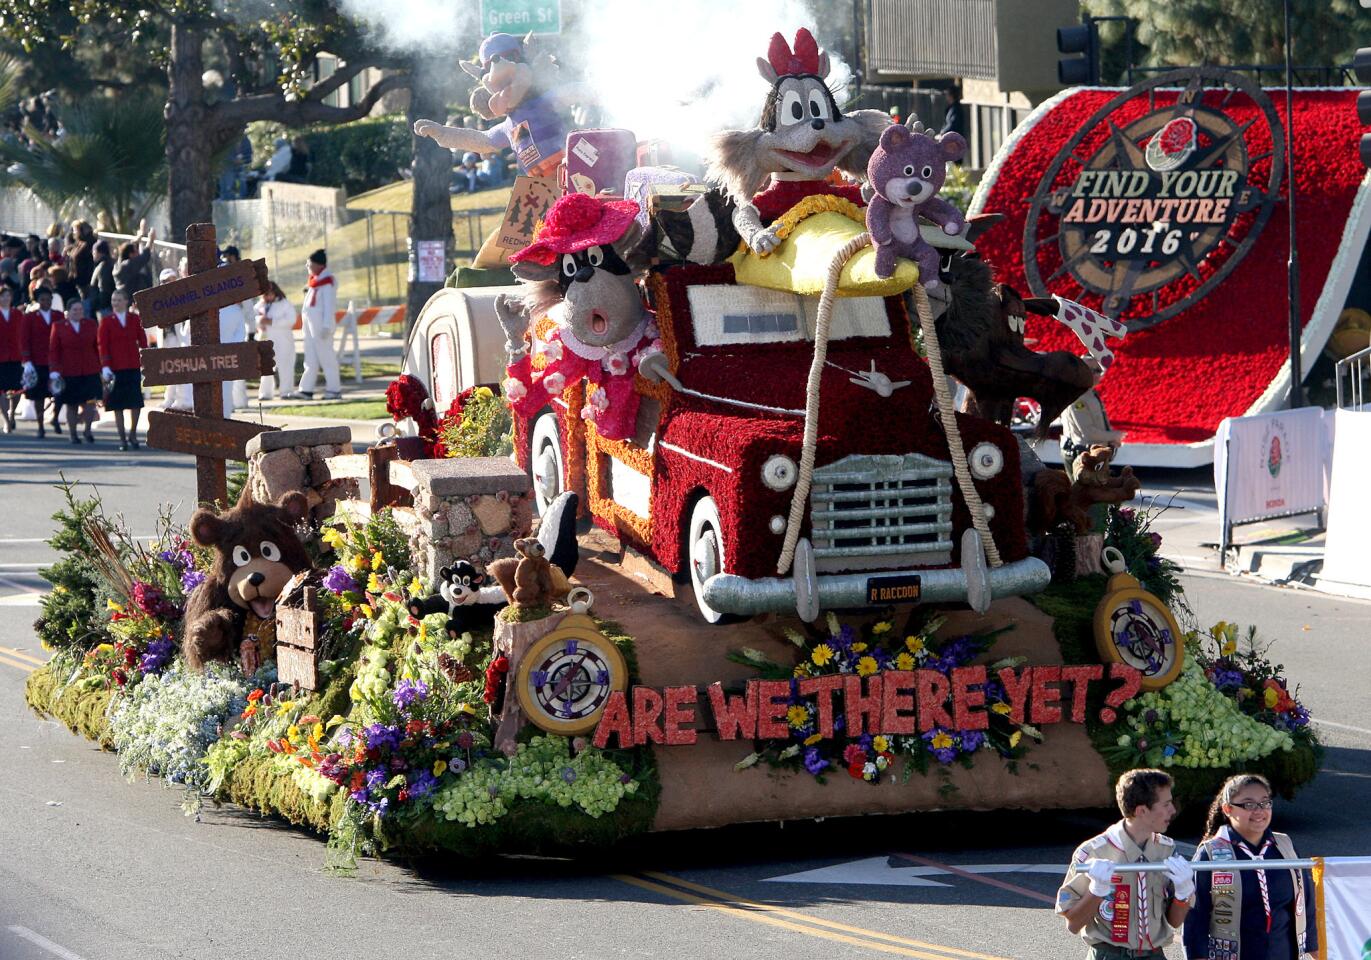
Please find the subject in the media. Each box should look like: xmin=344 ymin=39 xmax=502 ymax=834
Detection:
xmin=1165 ymin=854 xmax=1196 ymax=900
xmin=48 ymin=371 xmax=60 ymax=381
xmin=1085 ymin=858 xmax=1116 ymax=897
xmin=101 ymin=366 xmax=114 ymax=380
xmin=22 ymin=361 xmax=34 ymax=376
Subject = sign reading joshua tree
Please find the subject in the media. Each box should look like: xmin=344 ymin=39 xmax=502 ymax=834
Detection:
xmin=133 ymin=223 xmax=276 ymax=505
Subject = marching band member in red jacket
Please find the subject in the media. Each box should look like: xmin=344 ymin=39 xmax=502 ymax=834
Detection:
xmin=21 ymin=287 xmax=62 ymax=438
xmin=0 ymin=286 xmax=23 ymax=433
xmin=98 ymin=289 xmax=148 ymax=451
xmin=48 ymin=299 xmax=101 ymax=445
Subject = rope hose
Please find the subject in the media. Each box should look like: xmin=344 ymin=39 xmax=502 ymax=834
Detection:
xmin=776 ymin=234 xmax=1002 ymax=574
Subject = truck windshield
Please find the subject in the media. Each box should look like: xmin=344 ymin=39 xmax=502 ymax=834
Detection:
xmin=685 ymin=284 xmax=891 ymax=348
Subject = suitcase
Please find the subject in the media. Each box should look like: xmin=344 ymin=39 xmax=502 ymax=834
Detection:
xmin=561 ymin=128 xmax=638 ymax=198
xmin=623 ymin=165 xmax=700 ymax=229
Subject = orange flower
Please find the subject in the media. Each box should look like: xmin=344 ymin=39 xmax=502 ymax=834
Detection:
xmin=349 ymin=771 xmax=364 ymax=791
xmin=242 ymin=705 xmax=258 ymax=719
xmin=247 ymin=689 xmax=264 ymax=702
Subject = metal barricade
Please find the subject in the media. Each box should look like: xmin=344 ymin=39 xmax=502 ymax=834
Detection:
xmin=1335 ymin=344 xmax=1371 ymax=411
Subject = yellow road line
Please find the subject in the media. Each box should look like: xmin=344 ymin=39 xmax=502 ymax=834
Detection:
xmin=641 ymin=871 xmax=1007 ymax=960
xmin=0 ymin=645 xmax=46 ymax=667
xmin=0 ymin=652 xmax=37 ymax=673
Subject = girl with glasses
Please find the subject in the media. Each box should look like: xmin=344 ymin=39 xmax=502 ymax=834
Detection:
xmin=1184 ymin=774 xmax=1316 ymax=959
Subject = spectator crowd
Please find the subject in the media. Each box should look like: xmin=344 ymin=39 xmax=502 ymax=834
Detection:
xmin=0 ymin=219 xmax=346 ymax=451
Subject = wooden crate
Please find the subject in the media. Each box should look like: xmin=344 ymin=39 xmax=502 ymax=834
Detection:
xmin=275 ymin=573 xmax=325 ymax=691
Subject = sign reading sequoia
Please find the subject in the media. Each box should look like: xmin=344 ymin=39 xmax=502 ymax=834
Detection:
xmin=1024 ymin=67 xmax=1285 ymax=327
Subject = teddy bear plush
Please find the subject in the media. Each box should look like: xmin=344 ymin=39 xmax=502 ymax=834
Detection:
xmin=183 ymin=487 xmax=312 ymax=674
xmin=866 ymin=121 xmax=968 ymax=285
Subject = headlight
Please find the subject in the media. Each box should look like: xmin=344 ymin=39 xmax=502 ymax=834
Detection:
xmin=761 ymin=454 xmax=798 ymax=491
xmin=969 ymin=442 xmax=1003 ymax=480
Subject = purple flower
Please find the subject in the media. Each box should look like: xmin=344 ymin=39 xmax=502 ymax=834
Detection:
xmin=180 ymin=569 xmax=206 ymax=595
xmin=364 ymin=723 xmax=402 ymax=752
xmin=1148 ymin=532 xmax=1163 ymax=550
xmin=392 ymin=678 xmax=430 ymax=711
xmin=407 ymin=769 xmax=438 ymax=800
xmin=323 ymin=565 xmax=358 ymax=594
xmin=1118 ymin=507 xmax=1136 ymax=522
xmin=349 ymin=788 xmax=369 ymax=804
xmin=803 ymin=747 xmax=829 ymax=775
xmin=960 ymin=729 xmax=986 ymax=752
xmin=365 ymin=768 xmax=387 ymax=790
xmin=456 ymin=731 xmax=475 ymax=750
xmin=138 ymin=637 xmax=176 ymax=675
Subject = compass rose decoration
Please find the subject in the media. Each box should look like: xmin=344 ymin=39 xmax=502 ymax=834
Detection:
xmin=1023 ymin=67 xmax=1285 ymax=329
xmin=1093 ymin=547 xmax=1184 ymax=691
xmin=515 ymin=588 xmax=629 ymax=736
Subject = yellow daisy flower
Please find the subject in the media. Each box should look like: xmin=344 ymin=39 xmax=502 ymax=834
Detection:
xmin=895 ymin=652 xmax=915 ymax=671
xmin=905 ymin=636 xmax=924 ymax=654
xmin=803 ymin=733 xmax=824 ymax=746
xmin=872 ymin=735 xmax=889 ymax=753
xmin=408 ymin=577 xmax=425 ymax=598
xmin=931 ymin=731 xmax=954 ymax=750
xmin=851 ymin=641 xmax=868 ymax=653
xmin=371 ymin=551 xmax=385 ymax=571
xmin=786 ymin=705 xmax=810 ymax=729
xmin=1009 ymin=730 xmax=1023 ymax=748
xmin=811 ymin=644 xmax=835 ymax=667
xmin=321 ymin=528 xmax=344 ymax=549
xmin=792 ymin=662 xmax=812 ymax=678
xmin=367 ymin=571 xmax=381 ymax=593
xmin=991 ymin=702 xmax=1012 ymax=716
xmin=871 ymin=622 xmax=891 ymax=635
xmin=856 ymin=656 xmax=878 ymax=677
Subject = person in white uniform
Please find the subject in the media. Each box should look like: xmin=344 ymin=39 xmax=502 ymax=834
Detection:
xmin=156 ymin=268 xmax=194 ymax=412
xmin=255 ymin=281 xmax=297 ymax=400
xmin=221 ymin=246 xmax=253 ymax=410
xmin=297 ymin=248 xmax=340 ymax=400
xmin=218 ymin=300 xmax=246 ymax=413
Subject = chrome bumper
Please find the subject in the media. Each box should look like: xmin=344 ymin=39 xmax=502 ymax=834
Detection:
xmin=701 ymin=536 xmax=1050 ymax=620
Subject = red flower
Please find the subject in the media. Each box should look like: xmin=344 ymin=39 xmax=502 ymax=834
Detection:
xmin=112 ymin=668 xmax=127 ymax=687
xmin=397 ymin=788 xmax=410 ymax=804
xmin=484 ymin=655 xmax=510 ymax=705
xmin=385 ymin=374 xmax=430 ymax=421
xmin=847 ymin=760 xmax=866 ymax=779
xmin=842 ymin=744 xmax=866 ymax=766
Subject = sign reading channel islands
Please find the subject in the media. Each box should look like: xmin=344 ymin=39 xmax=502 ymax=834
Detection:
xmin=1023 ymin=67 xmax=1285 ymax=328
xmin=134 ymin=258 xmax=270 ymax=329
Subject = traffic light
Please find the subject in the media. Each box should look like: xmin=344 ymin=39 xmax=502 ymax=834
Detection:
xmin=1057 ymin=20 xmax=1098 ymax=86
xmin=1357 ymin=48 xmax=1371 ymax=167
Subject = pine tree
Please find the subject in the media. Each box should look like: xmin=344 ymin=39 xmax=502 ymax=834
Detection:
xmin=1085 ymin=0 xmax=1361 ymax=77
xmin=33 ymin=481 xmax=111 ymax=655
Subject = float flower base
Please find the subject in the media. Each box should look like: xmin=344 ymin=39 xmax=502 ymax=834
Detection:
xmin=23 ymin=489 xmax=1318 ymax=862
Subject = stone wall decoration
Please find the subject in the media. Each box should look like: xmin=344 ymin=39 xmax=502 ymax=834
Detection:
xmin=1093 ymin=548 xmax=1184 ymax=691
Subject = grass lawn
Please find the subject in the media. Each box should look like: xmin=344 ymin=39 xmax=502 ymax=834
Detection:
xmin=269 ymin=399 xmax=389 ymax=420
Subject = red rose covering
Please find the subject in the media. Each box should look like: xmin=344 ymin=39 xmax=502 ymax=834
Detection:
xmin=972 ymin=88 xmax=1367 ymax=451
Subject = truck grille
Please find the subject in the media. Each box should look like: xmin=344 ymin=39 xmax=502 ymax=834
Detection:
xmin=809 ymin=454 xmax=954 ymax=572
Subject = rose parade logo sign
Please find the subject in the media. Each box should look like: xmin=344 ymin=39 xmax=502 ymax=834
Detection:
xmin=1024 ymin=68 xmax=1285 ymax=328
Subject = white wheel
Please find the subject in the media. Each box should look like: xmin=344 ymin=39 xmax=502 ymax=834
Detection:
xmin=530 ymin=411 xmax=563 ymax=516
xmin=687 ymin=496 xmax=739 ymax=624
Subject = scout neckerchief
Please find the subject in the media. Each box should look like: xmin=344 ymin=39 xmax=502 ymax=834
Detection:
xmin=1106 ymin=822 xmax=1154 ymax=949
xmin=1234 ymin=834 xmax=1275 ymax=932
xmin=305 ymin=271 xmax=333 ymax=307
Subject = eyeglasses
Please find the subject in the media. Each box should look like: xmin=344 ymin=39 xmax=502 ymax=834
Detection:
xmin=1231 ymin=799 xmax=1274 ymax=811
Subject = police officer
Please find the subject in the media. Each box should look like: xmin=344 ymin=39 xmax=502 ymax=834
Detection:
xmin=1058 ymin=768 xmax=1196 ymax=959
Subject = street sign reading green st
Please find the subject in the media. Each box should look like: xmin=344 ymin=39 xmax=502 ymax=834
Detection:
xmin=480 ymin=0 xmax=561 ymax=36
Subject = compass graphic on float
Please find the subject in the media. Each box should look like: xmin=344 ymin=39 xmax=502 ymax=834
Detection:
xmin=1022 ymin=67 xmax=1285 ymax=330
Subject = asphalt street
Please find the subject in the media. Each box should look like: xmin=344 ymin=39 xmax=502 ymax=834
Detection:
xmin=0 ymin=436 xmax=1366 ymax=960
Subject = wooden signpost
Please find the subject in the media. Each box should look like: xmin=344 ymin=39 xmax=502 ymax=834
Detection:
xmin=134 ymin=223 xmax=276 ymax=505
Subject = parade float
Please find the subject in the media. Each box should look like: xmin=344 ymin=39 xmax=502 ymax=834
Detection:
xmin=25 ymin=29 xmax=1320 ymax=865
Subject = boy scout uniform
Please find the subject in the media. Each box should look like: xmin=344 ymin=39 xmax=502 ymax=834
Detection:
xmin=1057 ymin=821 xmax=1188 ymax=959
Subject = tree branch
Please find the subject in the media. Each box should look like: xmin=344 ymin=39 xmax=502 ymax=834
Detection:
xmin=215 ymin=71 xmax=411 ymax=128
xmin=304 ymin=59 xmax=368 ymax=103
